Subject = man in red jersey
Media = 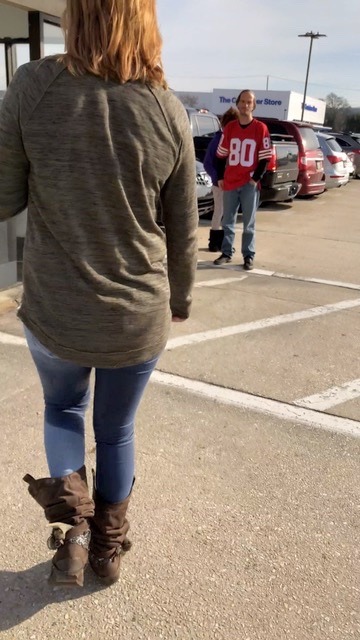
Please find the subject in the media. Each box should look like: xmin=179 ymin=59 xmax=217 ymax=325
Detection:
xmin=213 ymin=90 xmax=272 ymax=270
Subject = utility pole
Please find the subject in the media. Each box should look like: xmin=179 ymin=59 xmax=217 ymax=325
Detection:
xmin=298 ymin=31 xmax=326 ymax=121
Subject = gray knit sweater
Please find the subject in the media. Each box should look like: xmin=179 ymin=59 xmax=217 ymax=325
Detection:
xmin=0 ymin=58 xmax=198 ymax=367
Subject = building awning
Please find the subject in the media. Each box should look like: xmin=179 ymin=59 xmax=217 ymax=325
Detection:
xmin=1 ymin=0 xmax=65 ymax=18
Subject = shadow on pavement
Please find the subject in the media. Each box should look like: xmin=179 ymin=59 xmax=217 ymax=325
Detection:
xmin=0 ymin=561 xmax=107 ymax=631
xmin=258 ymin=201 xmax=293 ymax=211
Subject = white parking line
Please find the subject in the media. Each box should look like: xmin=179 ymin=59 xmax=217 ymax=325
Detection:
xmin=1 ymin=329 xmax=359 ymax=436
xmin=198 ymin=260 xmax=360 ymax=292
xmin=0 ymin=332 xmax=26 ymax=346
xmin=166 ymin=297 xmax=360 ymax=350
xmin=195 ymin=276 xmax=247 ymax=288
xmin=5 ymin=298 xmax=359 ymax=353
xmin=152 ymin=371 xmax=360 ymax=439
xmin=295 ymin=379 xmax=360 ymax=411
xmin=265 ymin=271 xmax=360 ymax=292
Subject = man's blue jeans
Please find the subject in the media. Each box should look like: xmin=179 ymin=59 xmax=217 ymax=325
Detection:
xmin=25 ymin=327 xmax=158 ymax=503
xmin=221 ymin=182 xmax=260 ymax=258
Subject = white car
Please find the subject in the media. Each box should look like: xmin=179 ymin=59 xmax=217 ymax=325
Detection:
xmin=316 ymin=132 xmax=349 ymax=189
xmin=344 ymin=152 xmax=355 ymax=178
xmin=196 ymin=160 xmax=214 ymax=217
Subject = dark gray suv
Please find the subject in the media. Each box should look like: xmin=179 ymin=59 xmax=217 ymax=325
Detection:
xmin=186 ymin=108 xmax=221 ymax=163
xmin=186 ymin=108 xmax=221 ymax=217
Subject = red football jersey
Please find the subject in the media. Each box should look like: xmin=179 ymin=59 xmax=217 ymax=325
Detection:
xmin=216 ymin=119 xmax=272 ymax=190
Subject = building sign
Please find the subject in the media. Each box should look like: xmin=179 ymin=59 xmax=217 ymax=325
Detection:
xmin=213 ymin=89 xmax=290 ymax=118
xmin=304 ymin=103 xmax=317 ymax=112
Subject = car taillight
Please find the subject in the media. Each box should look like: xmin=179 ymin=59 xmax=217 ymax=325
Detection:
xmin=299 ymin=155 xmax=307 ymax=167
xmin=267 ymin=147 xmax=277 ymax=172
xmin=353 ymin=148 xmax=360 ymax=154
xmin=327 ymin=155 xmax=343 ymax=165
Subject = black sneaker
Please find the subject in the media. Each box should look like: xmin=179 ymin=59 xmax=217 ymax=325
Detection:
xmin=214 ymin=253 xmax=232 ymax=266
xmin=243 ymin=256 xmax=254 ymax=270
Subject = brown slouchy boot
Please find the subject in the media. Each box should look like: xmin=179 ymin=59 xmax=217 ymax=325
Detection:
xmin=23 ymin=466 xmax=95 ymax=587
xmin=89 ymin=484 xmax=133 ymax=585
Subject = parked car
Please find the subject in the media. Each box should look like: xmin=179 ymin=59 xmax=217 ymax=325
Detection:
xmin=331 ymin=132 xmax=360 ymax=179
xmin=345 ymin=152 xmax=355 ymax=178
xmin=260 ymin=138 xmax=300 ymax=203
xmin=316 ymin=132 xmax=349 ymax=189
xmin=184 ymin=108 xmax=221 ymax=217
xmin=185 ymin=107 xmax=221 ymax=162
xmin=257 ymin=117 xmax=326 ymax=196
xmin=156 ymin=160 xmax=213 ymax=225
xmin=196 ymin=160 xmax=214 ymax=217
xmin=349 ymin=132 xmax=360 ymax=145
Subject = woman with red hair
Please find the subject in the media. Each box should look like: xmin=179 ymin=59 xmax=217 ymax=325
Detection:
xmin=0 ymin=0 xmax=198 ymax=587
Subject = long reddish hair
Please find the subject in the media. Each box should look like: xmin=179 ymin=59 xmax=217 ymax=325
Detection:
xmin=220 ymin=107 xmax=240 ymax=127
xmin=60 ymin=0 xmax=167 ymax=88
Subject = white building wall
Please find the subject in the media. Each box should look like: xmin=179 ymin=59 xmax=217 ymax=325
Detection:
xmin=287 ymin=91 xmax=326 ymax=124
xmin=175 ymin=88 xmax=326 ymax=125
xmin=212 ymin=89 xmax=291 ymax=119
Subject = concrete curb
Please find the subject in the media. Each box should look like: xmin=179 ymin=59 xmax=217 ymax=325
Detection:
xmin=0 ymin=283 xmax=22 ymax=315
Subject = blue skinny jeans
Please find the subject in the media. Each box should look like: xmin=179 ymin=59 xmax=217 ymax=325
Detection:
xmin=25 ymin=327 xmax=158 ymax=503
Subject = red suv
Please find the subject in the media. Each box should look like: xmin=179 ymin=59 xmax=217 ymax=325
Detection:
xmin=257 ymin=118 xmax=326 ymax=196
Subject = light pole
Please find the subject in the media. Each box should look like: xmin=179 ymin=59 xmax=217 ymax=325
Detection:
xmin=298 ymin=31 xmax=326 ymax=121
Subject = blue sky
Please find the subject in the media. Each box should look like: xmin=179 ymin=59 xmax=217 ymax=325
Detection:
xmin=157 ymin=0 xmax=360 ymax=107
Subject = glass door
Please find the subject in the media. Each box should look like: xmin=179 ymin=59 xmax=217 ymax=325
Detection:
xmin=0 ymin=37 xmax=29 ymax=86
xmin=0 ymin=9 xmax=63 ymax=288
xmin=0 ymin=34 xmax=30 ymax=287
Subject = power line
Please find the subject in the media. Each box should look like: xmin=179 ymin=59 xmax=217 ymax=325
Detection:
xmin=270 ymin=75 xmax=360 ymax=92
xmin=169 ymin=73 xmax=360 ymax=93
xmin=169 ymin=74 xmax=267 ymax=79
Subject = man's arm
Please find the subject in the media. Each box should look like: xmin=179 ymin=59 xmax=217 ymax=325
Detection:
xmin=251 ymin=159 xmax=269 ymax=183
xmin=250 ymin=123 xmax=272 ymax=185
xmin=0 ymin=67 xmax=29 ymax=221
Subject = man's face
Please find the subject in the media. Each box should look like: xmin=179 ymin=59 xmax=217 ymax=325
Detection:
xmin=236 ymin=92 xmax=255 ymax=116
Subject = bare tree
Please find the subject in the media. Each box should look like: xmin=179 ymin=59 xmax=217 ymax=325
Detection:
xmin=346 ymin=113 xmax=360 ymax=133
xmin=178 ymin=94 xmax=198 ymax=108
xmin=324 ymin=93 xmax=351 ymax=131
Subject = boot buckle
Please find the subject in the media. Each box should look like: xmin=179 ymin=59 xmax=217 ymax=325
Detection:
xmin=68 ymin=529 xmax=91 ymax=550
xmin=47 ymin=524 xmax=91 ymax=551
xmin=46 ymin=522 xmax=72 ymax=550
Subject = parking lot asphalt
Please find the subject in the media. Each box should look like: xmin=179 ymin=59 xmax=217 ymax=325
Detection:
xmin=0 ymin=180 xmax=359 ymax=639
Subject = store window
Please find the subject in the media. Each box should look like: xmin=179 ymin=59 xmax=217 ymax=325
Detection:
xmin=43 ymin=20 xmax=65 ymax=56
